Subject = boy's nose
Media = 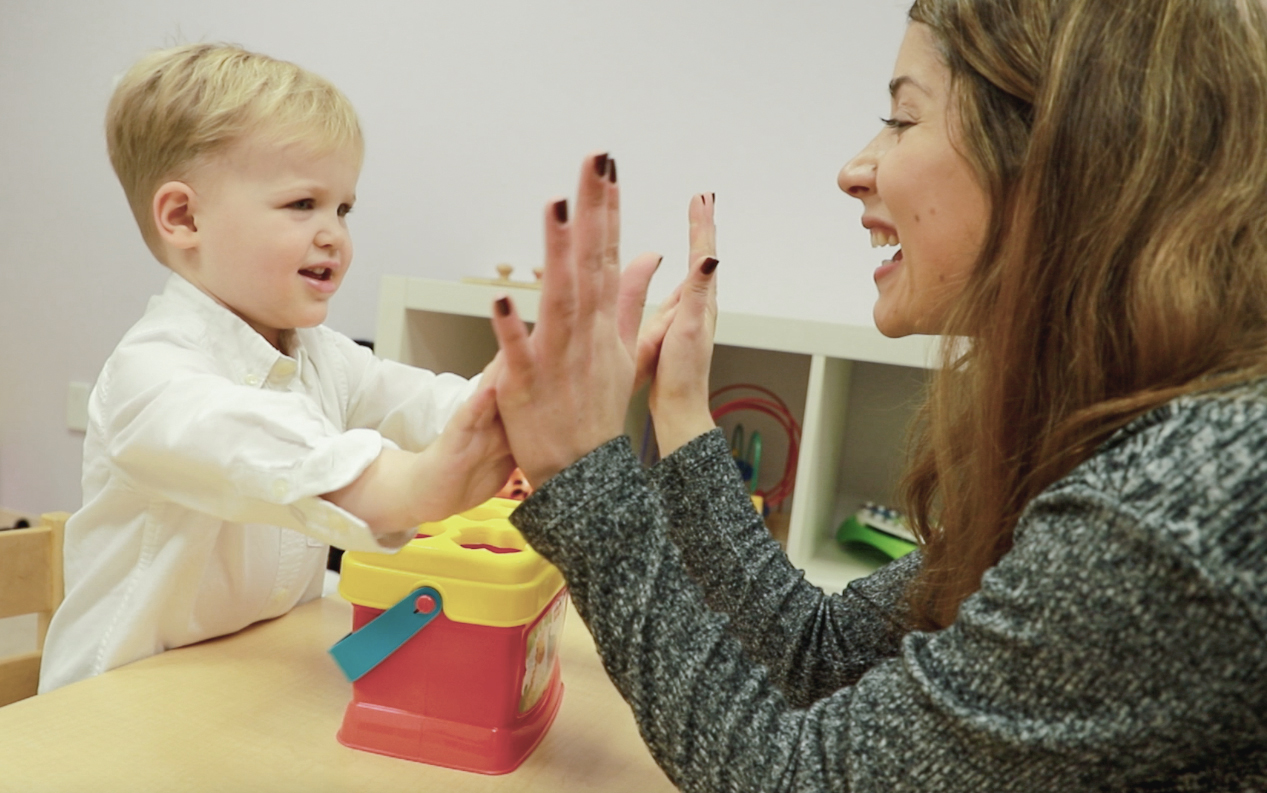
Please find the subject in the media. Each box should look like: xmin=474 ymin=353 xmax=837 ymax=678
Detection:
xmin=314 ymin=221 xmax=347 ymax=252
xmin=838 ymin=133 xmax=884 ymax=200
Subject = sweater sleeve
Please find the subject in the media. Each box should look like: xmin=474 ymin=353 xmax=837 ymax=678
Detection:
xmin=511 ymin=435 xmax=1267 ymax=792
xmin=644 ymin=429 xmax=918 ymax=705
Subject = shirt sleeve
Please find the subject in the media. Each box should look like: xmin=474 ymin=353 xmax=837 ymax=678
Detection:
xmin=644 ymin=429 xmax=918 ymax=705
xmin=96 ymin=337 xmax=405 ymax=553
xmin=510 ymin=436 xmax=1267 ymax=792
xmin=324 ymin=329 xmax=479 ymax=452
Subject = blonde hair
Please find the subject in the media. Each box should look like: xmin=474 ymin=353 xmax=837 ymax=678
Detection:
xmin=902 ymin=0 xmax=1267 ymax=629
xmin=106 ymin=43 xmax=363 ymax=259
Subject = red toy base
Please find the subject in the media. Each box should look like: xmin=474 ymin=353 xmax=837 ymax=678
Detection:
xmin=337 ymin=674 xmax=564 ymax=775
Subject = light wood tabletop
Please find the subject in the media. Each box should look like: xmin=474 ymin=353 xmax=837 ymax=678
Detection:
xmin=0 ymin=595 xmax=676 ymax=793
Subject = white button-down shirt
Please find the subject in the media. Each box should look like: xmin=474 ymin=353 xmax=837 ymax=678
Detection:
xmin=40 ymin=274 xmax=477 ymax=692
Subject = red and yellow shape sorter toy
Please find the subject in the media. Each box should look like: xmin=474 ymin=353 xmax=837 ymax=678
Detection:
xmin=329 ymin=498 xmax=567 ymax=775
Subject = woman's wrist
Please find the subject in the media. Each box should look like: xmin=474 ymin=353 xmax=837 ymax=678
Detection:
xmin=653 ymin=410 xmax=716 ymax=459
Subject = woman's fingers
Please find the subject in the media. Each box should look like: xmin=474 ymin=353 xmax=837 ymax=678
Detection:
xmin=681 ymin=192 xmax=719 ymax=342
xmin=682 ymin=255 xmax=720 ymax=326
xmin=572 ymin=152 xmax=612 ymax=322
xmin=688 ymin=192 xmax=716 ymax=268
xmin=488 ymin=294 xmax=534 ymax=400
xmin=643 ymin=193 xmax=719 ymax=457
xmin=486 ymin=153 xmax=664 ymax=485
xmin=534 ymin=197 xmax=575 ymax=345
xmin=600 ymin=158 xmax=622 ymax=314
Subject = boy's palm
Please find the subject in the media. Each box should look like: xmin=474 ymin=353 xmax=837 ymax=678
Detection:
xmin=412 ymin=368 xmax=515 ymax=522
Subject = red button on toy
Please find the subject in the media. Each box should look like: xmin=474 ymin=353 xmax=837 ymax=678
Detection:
xmin=415 ymin=594 xmax=436 ymax=614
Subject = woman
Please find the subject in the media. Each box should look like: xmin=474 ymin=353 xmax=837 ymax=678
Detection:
xmin=487 ymin=0 xmax=1267 ymax=789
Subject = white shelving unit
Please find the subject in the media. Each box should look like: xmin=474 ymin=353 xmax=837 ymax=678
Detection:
xmin=376 ymin=276 xmax=936 ymax=593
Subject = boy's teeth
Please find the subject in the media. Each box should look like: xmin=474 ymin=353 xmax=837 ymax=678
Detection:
xmin=869 ymin=230 xmax=900 ymax=248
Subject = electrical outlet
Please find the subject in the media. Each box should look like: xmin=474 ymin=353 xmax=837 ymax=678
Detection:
xmin=66 ymin=381 xmax=90 ymax=433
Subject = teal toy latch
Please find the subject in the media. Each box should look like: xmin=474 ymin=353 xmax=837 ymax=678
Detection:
xmin=329 ymin=586 xmax=443 ymax=682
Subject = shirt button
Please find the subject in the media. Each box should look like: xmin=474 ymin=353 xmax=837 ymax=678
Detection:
xmin=244 ymin=374 xmax=260 ymax=387
xmin=272 ymin=479 xmax=289 ymax=499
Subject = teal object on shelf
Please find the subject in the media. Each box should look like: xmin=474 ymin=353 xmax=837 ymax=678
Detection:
xmin=836 ymin=515 xmax=917 ymax=562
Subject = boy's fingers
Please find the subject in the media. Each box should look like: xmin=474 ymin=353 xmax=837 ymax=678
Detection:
xmin=478 ymin=352 xmax=504 ymax=395
xmin=616 ymin=251 xmax=662 ymax=349
xmin=463 ymin=381 xmax=499 ymax=429
xmin=635 ymin=302 xmax=679 ymax=389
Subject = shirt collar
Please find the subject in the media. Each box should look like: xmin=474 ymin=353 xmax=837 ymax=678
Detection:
xmin=160 ymin=272 xmax=304 ymax=389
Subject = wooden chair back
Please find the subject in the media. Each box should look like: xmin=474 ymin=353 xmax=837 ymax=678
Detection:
xmin=0 ymin=511 xmax=69 ymax=707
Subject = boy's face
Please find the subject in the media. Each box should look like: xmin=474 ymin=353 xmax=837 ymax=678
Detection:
xmin=182 ymin=136 xmax=361 ymax=348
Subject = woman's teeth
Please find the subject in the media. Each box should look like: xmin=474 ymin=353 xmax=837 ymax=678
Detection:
xmin=870 ymin=230 xmax=900 ymax=248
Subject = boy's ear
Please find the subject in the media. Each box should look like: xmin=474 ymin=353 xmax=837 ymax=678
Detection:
xmin=153 ymin=181 xmax=199 ymax=250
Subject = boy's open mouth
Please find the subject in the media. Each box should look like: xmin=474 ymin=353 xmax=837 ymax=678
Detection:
xmin=300 ymin=267 xmax=333 ymax=281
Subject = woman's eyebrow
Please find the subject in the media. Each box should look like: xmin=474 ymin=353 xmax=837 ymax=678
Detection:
xmin=889 ymin=75 xmax=931 ymax=97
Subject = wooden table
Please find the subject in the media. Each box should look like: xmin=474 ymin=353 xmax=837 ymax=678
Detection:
xmin=0 ymin=596 xmax=675 ymax=792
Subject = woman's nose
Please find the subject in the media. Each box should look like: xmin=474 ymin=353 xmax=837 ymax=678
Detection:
xmin=838 ymin=134 xmax=882 ymax=199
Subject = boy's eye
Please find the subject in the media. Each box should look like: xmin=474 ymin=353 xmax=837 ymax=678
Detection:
xmin=338 ymin=203 xmax=353 ymax=218
xmin=289 ymin=198 xmax=315 ymax=210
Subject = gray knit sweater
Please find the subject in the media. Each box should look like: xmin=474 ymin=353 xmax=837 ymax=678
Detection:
xmin=510 ymin=388 xmax=1267 ymax=792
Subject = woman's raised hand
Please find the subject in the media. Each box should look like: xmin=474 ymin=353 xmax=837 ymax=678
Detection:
xmin=488 ymin=153 xmax=662 ymax=487
xmin=640 ymin=193 xmax=719 ymax=458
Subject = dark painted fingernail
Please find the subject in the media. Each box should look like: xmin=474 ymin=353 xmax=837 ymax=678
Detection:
xmin=495 ymin=296 xmax=511 ymax=317
xmin=700 ymin=257 xmax=719 ymax=275
xmin=608 ymin=158 xmax=617 ymax=183
xmin=594 ymin=153 xmax=609 ymax=177
xmin=654 ymin=255 xmax=664 ymax=271
xmin=553 ymin=199 xmax=568 ymax=224
xmin=711 ymin=192 xmax=716 ymax=204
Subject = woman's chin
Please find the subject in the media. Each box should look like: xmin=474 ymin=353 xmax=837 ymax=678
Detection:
xmin=873 ymin=301 xmax=914 ymax=338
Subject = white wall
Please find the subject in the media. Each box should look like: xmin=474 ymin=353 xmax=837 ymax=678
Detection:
xmin=0 ymin=0 xmax=910 ymax=514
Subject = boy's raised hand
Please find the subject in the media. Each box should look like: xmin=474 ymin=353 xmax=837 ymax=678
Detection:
xmin=323 ymin=356 xmax=515 ymax=540
xmin=487 ymin=153 xmax=662 ymax=487
xmin=407 ymin=355 xmax=517 ymax=519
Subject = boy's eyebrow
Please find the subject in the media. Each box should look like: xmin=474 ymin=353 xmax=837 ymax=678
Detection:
xmin=889 ymin=75 xmax=930 ymax=98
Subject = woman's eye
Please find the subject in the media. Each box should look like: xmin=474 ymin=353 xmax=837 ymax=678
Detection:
xmin=880 ymin=117 xmax=913 ymax=131
xmin=338 ymin=203 xmax=353 ymax=218
xmin=289 ymin=198 xmax=315 ymax=210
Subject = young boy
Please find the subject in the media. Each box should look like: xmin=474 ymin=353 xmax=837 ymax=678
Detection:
xmin=39 ymin=43 xmax=514 ymax=692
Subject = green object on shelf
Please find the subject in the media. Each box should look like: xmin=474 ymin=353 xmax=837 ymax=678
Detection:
xmin=835 ymin=515 xmax=917 ymax=562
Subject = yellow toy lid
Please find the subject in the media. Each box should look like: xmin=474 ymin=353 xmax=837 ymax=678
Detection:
xmin=338 ymin=498 xmax=565 ymax=627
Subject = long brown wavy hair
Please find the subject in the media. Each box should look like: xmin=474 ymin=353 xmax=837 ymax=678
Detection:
xmin=902 ymin=0 xmax=1267 ymax=629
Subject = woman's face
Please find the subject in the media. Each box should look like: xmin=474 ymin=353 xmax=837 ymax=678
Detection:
xmin=839 ymin=23 xmax=989 ymax=337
